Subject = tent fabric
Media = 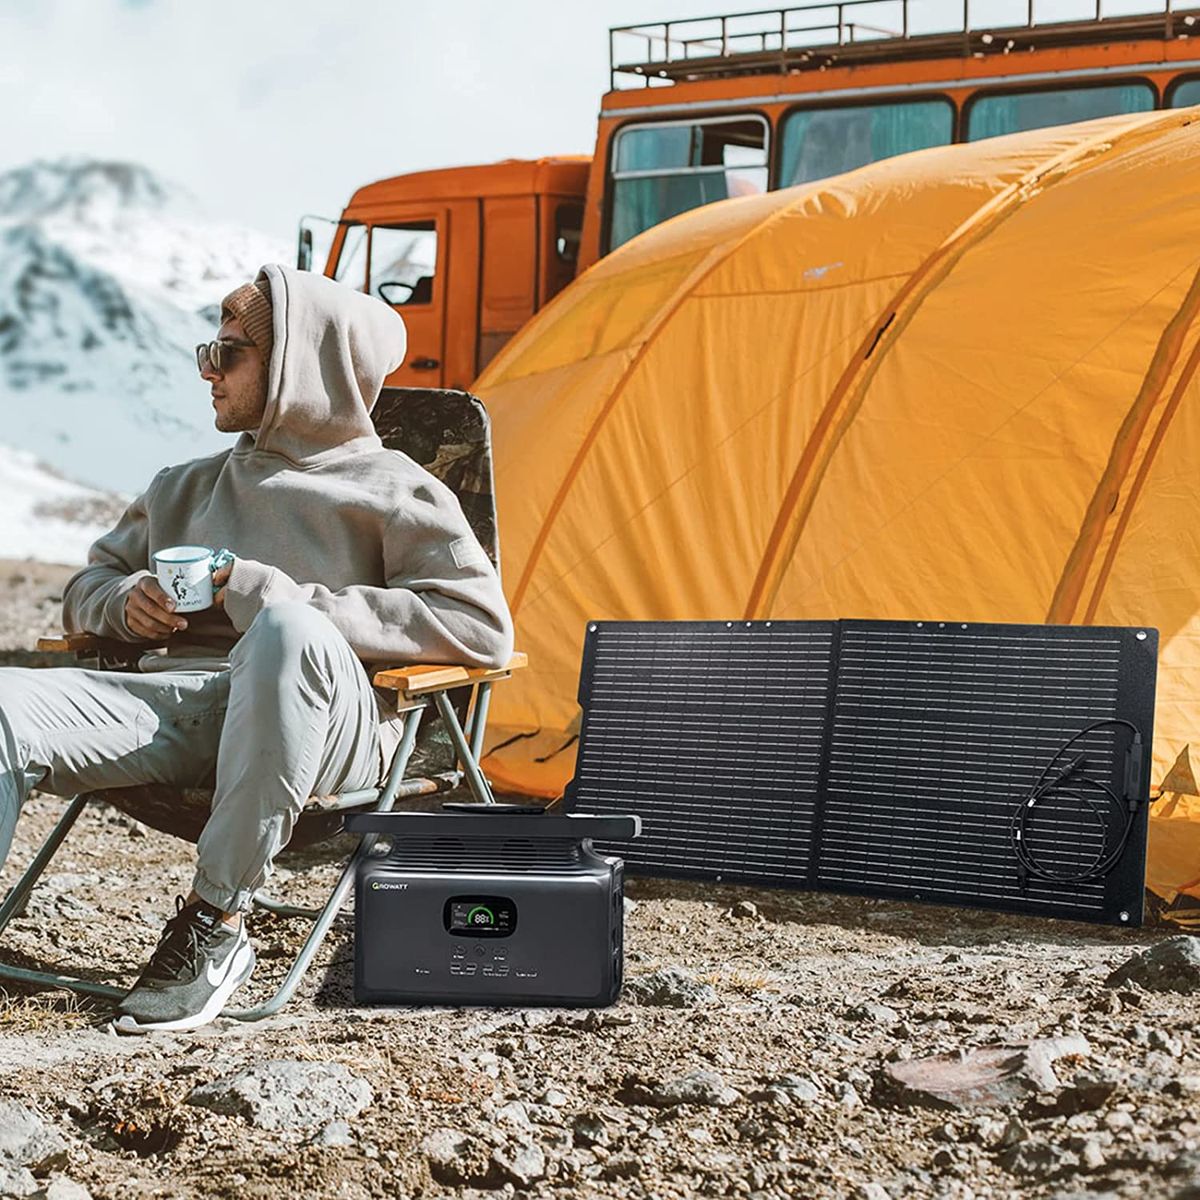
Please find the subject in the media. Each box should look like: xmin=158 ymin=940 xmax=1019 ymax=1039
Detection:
xmin=473 ymin=108 xmax=1200 ymax=900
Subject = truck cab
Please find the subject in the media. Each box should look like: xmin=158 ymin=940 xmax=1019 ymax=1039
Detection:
xmin=299 ymin=158 xmax=588 ymax=390
xmin=300 ymin=3 xmax=1200 ymax=387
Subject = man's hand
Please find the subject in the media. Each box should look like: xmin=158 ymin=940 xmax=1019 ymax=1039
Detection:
xmin=212 ymin=563 xmax=233 ymax=609
xmin=125 ymin=577 xmax=187 ymax=640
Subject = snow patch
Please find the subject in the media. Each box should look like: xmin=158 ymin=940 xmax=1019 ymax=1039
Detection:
xmin=0 ymin=444 xmax=125 ymax=565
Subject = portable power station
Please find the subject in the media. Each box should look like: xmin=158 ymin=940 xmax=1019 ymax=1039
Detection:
xmin=345 ymin=808 xmax=641 ymax=1007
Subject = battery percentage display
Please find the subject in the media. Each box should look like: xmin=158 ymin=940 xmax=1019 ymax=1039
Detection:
xmin=446 ymin=895 xmax=517 ymax=937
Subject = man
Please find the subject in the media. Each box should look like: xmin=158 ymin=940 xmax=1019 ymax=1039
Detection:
xmin=0 ymin=265 xmax=514 ymax=1032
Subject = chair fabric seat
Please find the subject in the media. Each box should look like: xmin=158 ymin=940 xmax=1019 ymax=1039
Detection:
xmin=96 ymin=785 xmax=342 ymax=850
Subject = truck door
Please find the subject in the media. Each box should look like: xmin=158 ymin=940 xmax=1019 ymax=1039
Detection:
xmin=477 ymin=196 xmax=538 ymax=377
xmin=367 ymin=216 xmax=447 ymax=387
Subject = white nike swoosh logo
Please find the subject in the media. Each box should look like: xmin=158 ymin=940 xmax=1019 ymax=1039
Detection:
xmin=206 ymin=939 xmax=238 ymax=987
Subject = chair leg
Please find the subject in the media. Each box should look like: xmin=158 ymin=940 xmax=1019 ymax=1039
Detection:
xmin=0 ymin=961 xmax=125 ymax=1001
xmin=223 ymin=703 xmax=425 ymax=1021
xmin=0 ymin=792 xmax=92 ymax=936
xmin=223 ymin=838 xmax=364 ymax=1021
xmin=468 ymin=681 xmax=493 ymax=764
xmin=435 ymin=689 xmax=496 ymax=805
xmin=0 ymin=793 xmax=127 ymax=1002
xmin=250 ymin=894 xmax=322 ymax=920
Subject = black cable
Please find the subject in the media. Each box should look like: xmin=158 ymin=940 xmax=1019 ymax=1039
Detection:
xmin=1010 ymin=718 xmax=1144 ymax=886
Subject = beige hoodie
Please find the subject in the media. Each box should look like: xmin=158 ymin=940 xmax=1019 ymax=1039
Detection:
xmin=63 ymin=264 xmax=514 ymax=673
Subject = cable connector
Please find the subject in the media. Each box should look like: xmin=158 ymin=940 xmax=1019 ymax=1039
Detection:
xmin=1123 ymin=741 xmax=1145 ymax=802
xmin=1054 ymin=754 xmax=1088 ymax=785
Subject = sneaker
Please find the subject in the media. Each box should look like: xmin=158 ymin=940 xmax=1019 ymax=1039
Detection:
xmin=113 ymin=895 xmax=255 ymax=1034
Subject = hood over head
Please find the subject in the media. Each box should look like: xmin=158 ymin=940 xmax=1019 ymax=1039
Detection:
xmin=244 ymin=263 xmax=407 ymax=464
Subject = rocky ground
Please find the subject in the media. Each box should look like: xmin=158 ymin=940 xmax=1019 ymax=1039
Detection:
xmin=0 ymin=560 xmax=1198 ymax=1200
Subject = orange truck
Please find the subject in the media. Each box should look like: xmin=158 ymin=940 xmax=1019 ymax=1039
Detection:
xmin=298 ymin=1 xmax=1200 ymax=389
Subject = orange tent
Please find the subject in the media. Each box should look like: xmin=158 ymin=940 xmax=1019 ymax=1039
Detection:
xmin=474 ymin=107 xmax=1200 ymax=903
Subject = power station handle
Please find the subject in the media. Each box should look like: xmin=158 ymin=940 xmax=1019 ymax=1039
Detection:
xmin=410 ymin=357 xmax=440 ymax=371
xmin=346 ymin=812 xmax=641 ymax=841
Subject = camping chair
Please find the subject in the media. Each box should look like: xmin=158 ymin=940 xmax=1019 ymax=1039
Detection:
xmin=0 ymin=387 xmax=526 ymax=1021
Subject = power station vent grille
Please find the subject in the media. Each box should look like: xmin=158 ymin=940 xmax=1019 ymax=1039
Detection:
xmin=386 ymin=836 xmax=584 ymax=874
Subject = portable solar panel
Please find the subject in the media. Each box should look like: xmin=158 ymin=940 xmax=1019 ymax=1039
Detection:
xmin=565 ymin=620 xmax=1157 ymax=926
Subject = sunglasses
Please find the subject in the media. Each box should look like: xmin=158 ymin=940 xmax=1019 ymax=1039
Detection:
xmin=195 ymin=338 xmax=257 ymax=375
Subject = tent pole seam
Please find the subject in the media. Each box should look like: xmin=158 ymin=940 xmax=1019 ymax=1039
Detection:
xmin=1075 ymin=292 xmax=1200 ymax=625
xmin=743 ymin=111 xmax=1190 ymax=620
xmin=1046 ymin=257 xmax=1200 ymax=623
xmin=516 ymin=315 xmax=879 ymax=617
xmin=507 ymin=179 xmax=886 ymax=617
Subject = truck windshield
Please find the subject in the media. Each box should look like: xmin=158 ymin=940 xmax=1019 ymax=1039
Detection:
xmin=610 ymin=116 xmax=767 ymax=250
xmin=967 ymin=81 xmax=1154 ymax=140
xmin=779 ymin=99 xmax=953 ymax=188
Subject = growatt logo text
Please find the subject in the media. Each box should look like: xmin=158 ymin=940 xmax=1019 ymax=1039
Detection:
xmin=370 ymin=881 xmax=409 ymax=890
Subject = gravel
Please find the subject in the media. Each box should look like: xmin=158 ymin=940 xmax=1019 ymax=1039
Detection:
xmin=0 ymin=562 xmax=1196 ymax=1199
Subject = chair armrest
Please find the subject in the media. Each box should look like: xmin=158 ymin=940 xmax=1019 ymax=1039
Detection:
xmin=38 ymin=633 xmax=104 ymax=652
xmin=372 ymin=652 xmax=528 ymax=699
xmin=37 ymin=633 xmax=166 ymax=654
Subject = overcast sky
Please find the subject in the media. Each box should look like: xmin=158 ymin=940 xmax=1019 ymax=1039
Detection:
xmin=0 ymin=0 xmax=1164 ymax=242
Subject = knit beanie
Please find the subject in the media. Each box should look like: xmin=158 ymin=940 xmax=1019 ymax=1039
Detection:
xmin=220 ymin=278 xmax=274 ymax=358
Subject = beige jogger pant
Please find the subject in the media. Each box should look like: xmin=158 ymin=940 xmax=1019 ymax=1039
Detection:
xmin=0 ymin=602 xmax=385 ymax=913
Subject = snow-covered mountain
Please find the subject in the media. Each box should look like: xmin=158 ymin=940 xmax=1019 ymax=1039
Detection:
xmin=0 ymin=444 xmax=127 ymax=564
xmin=0 ymin=158 xmax=289 ymax=562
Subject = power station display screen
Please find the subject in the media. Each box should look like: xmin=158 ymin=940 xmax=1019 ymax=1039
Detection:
xmin=445 ymin=895 xmax=517 ymax=937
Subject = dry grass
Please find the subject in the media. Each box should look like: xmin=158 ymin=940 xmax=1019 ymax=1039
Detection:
xmin=285 ymin=1025 xmax=392 ymax=1075
xmin=699 ymin=968 xmax=790 ymax=995
xmin=0 ymin=984 xmax=93 ymax=1034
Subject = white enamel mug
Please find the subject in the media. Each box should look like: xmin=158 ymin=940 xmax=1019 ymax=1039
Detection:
xmin=151 ymin=545 xmax=235 ymax=614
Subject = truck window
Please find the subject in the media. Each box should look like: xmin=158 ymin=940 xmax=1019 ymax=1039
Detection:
xmin=967 ymin=82 xmax=1154 ymax=141
xmin=1169 ymin=77 xmax=1200 ymax=108
xmin=369 ymin=222 xmax=437 ymax=307
xmin=333 ymin=223 xmax=367 ymax=287
xmin=779 ymin=99 xmax=953 ymax=188
xmin=610 ymin=115 xmax=767 ymax=251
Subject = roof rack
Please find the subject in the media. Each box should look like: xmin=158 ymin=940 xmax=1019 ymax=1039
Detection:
xmin=609 ymin=1 xmax=1198 ymax=88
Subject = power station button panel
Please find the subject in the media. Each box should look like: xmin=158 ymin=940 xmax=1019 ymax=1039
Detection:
xmin=445 ymin=895 xmax=517 ymax=938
